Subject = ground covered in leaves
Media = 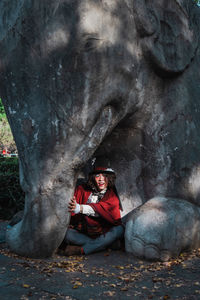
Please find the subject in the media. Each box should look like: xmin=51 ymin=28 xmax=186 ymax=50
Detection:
xmin=1 ymin=238 xmax=200 ymax=300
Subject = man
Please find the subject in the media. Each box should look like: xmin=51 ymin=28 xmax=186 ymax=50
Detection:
xmin=60 ymin=167 xmax=124 ymax=255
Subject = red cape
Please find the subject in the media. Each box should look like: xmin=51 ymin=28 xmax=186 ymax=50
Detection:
xmin=70 ymin=184 xmax=121 ymax=237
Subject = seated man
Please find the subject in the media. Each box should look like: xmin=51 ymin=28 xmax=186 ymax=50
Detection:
xmin=60 ymin=166 xmax=124 ymax=256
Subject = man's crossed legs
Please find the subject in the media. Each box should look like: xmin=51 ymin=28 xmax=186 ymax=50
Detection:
xmin=63 ymin=225 xmax=124 ymax=255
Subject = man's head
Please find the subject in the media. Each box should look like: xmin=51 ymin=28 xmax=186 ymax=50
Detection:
xmin=94 ymin=173 xmax=108 ymax=191
xmin=87 ymin=167 xmax=116 ymax=191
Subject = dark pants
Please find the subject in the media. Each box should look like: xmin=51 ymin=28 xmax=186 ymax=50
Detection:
xmin=64 ymin=225 xmax=124 ymax=254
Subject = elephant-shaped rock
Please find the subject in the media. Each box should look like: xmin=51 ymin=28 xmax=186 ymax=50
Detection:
xmin=0 ymin=0 xmax=200 ymax=258
xmin=125 ymin=197 xmax=200 ymax=261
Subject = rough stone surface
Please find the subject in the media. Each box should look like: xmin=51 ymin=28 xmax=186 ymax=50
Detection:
xmin=0 ymin=0 xmax=200 ymax=259
xmin=125 ymin=197 xmax=200 ymax=261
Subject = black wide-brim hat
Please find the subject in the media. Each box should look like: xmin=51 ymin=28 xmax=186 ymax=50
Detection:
xmin=89 ymin=167 xmax=115 ymax=175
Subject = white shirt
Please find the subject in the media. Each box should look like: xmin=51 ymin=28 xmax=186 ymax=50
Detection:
xmin=74 ymin=189 xmax=107 ymax=216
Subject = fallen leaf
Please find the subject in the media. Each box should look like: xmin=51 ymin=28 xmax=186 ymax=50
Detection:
xmin=73 ymin=281 xmax=83 ymax=286
xmin=22 ymin=284 xmax=30 ymax=288
xmin=104 ymin=291 xmax=116 ymax=296
xmin=116 ymin=266 xmax=124 ymax=270
xmin=120 ymin=287 xmax=129 ymax=291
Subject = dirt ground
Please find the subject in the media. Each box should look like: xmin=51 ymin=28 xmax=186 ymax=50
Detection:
xmin=1 ymin=221 xmax=200 ymax=300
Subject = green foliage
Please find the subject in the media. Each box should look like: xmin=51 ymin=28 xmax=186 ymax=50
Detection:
xmin=193 ymin=0 xmax=200 ymax=5
xmin=0 ymin=101 xmax=22 ymax=219
xmin=0 ymin=98 xmax=6 ymax=121
xmin=0 ymin=98 xmax=4 ymax=113
xmin=0 ymin=158 xmax=24 ymax=220
xmin=0 ymin=98 xmax=16 ymax=152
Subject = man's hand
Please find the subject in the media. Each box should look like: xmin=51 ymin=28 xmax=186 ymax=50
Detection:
xmin=68 ymin=196 xmax=77 ymax=212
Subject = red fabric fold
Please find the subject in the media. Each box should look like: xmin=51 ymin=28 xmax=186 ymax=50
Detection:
xmin=70 ymin=184 xmax=121 ymax=237
xmin=88 ymin=190 xmax=121 ymax=225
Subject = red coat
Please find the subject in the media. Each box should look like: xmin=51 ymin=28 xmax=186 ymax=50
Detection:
xmin=70 ymin=184 xmax=121 ymax=238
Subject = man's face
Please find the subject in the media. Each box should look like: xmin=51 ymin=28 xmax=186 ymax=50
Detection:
xmin=94 ymin=173 xmax=108 ymax=191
